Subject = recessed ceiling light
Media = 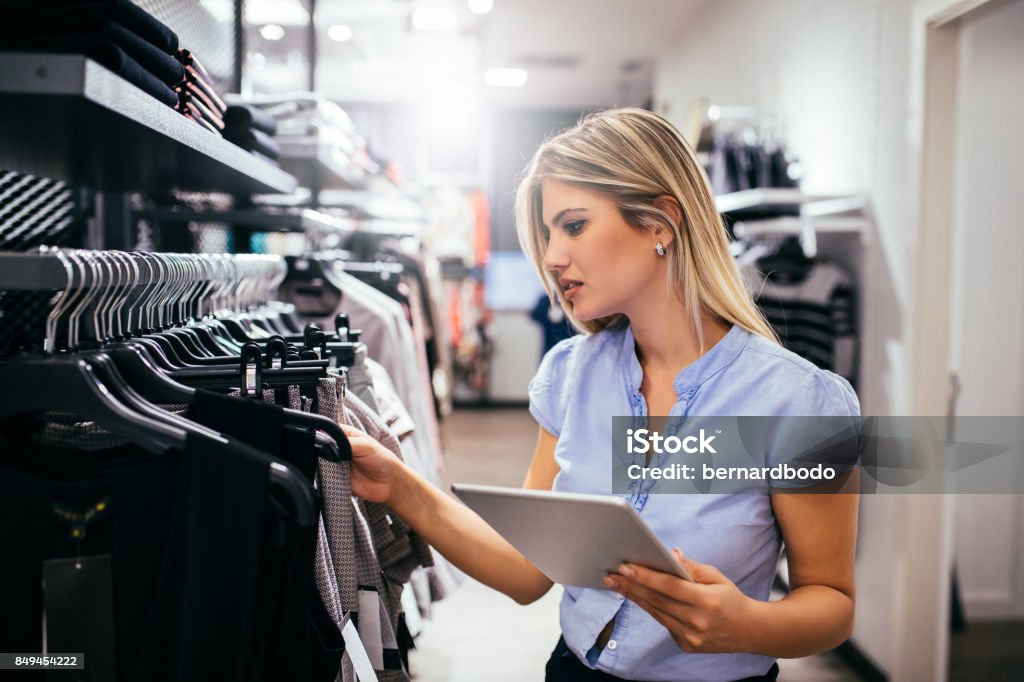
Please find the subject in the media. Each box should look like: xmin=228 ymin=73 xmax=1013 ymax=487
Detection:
xmin=468 ymin=0 xmax=493 ymax=14
xmin=484 ymin=67 xmax=527 ymax=88
xmin=412 ymin=7 xmax=457 ymax=31
xmin=327 ymin=24 xmax=353 ymax=42
xmin=260 ymin=24 xmax=285 ymax=41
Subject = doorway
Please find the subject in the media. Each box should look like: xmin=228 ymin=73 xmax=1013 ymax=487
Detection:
xmin=915 ymin=0 xmax=1024 ymax=679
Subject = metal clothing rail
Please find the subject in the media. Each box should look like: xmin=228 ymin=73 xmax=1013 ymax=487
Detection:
xmin=0 ymin=248 xmax=285 ymax=293
xmin=0 ymin=248 xmax=286 ymax=353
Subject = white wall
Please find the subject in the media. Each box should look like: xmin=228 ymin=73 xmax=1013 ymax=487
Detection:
xmin=947 ymin=0 xmax=1024 ymax=621
xmin=654 ymin=0 xmax=908 ymax=419
xmin=652 ymin=0 xmax=937 ymax=676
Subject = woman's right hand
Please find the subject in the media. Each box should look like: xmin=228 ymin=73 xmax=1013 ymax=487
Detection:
xmin=340 ymin=423 xmax=404 ymax=503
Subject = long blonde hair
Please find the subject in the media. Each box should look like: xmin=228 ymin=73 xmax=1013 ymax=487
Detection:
xmin=514 ymin=107 xmax=778 ymax=348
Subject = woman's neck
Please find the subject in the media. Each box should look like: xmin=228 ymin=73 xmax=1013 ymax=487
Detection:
xmin=628 ymin=309 xmax=730 ymax=375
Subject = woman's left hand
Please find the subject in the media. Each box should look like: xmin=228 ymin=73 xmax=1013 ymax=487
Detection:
xmin=604 ymin=548 xmax=756 ymax=654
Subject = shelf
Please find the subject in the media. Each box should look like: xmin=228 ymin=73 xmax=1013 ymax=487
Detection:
xmin=278 ymin=142 xmax=368 ymax=191
xmin=732 ymin=216 xmax=867 ymax=238
xmin=135 ymin=207 xmax=354 ymax=234
xmin=0 ymin=53 xmax=298 ymax=195
xmin=715 ymin=188 xmax=862 ymax=214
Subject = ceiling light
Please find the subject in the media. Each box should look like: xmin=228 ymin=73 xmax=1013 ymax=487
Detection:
xmin=327 ymin=24 xmax=353 ymax=42
xmin=485 ymin=67 xmax=527 ymax=88
xmin=412 ymin=7 xmax=457 ymax=31
xmin=260 ymin=24 xmax=285 ymax=41
xmin=468 ymin=0 xmax=493 ymax=14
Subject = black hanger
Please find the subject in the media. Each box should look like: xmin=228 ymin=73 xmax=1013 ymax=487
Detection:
xmin=0 ymin=355 xmax=187 ymax=453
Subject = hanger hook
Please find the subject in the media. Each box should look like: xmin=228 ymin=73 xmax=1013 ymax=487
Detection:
xmin=44 ymin=247 xmax=79 ymax=353
xmin=64 ymin=249 xmax=99 ymax=350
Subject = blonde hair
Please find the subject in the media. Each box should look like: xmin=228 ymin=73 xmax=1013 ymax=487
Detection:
xmin=514 ymin=107 xmax=779 ymax=348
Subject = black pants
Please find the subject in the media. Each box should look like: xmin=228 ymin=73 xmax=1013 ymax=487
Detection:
xmin=545 ymin=636 xmax=780 ymax=682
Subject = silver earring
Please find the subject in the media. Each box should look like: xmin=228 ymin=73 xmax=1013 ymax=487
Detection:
xmin=655 ymin=241 xmax=666 ymax=256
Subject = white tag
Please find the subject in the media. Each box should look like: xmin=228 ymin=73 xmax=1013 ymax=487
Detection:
xmin=341 ymin=618 xmax=378 ymax=681
xmin=358 ymin=589 xmax=384 ymax=670
xmin=401 ymin=583 xmax=423 ymax=637
xmin=245 ymin=367 xmax=256 ymax=394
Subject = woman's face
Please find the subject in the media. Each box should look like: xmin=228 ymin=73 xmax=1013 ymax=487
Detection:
xmin=541 ymin=179 xmax=667 ymax=322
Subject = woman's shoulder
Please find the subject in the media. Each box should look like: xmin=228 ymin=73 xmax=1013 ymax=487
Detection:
xmin=726 ymin=329 xmax=861 ymax=417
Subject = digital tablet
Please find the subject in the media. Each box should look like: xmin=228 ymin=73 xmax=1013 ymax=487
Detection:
xmin=451 ymin=483 xmax=692 ymax=590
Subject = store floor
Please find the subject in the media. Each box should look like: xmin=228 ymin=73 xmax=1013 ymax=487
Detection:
xmin=409 ymin=408 xmax=863 ymax=681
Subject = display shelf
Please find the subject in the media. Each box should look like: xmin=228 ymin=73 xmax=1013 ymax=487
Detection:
xmin=0 ymin=53 xmax=298 ymax=195
xmin=715 ymin=188 xmax=867 ymax=215
xmin=136 ymin=207 xmax=354 ymax=234
xmin=731 ymin=216 xmax=867 ymax=238
xmin=278 ymin=143 xmax=368 ymax=191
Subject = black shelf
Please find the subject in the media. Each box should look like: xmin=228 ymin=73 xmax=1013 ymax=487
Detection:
xmin=0 ymin=53 xmax=298 ymax=195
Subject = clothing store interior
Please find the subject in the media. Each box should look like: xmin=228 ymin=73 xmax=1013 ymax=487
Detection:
xmin=0 ymin=0 xmax=1022 ymax=681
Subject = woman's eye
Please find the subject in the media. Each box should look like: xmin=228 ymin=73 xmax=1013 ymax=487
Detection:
xmin=563 ymin=220 xmax=586 ymax=236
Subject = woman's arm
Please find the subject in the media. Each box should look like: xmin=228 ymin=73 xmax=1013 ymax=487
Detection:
xmin=746 ymin=470 xmax=859 ymax=656
xmin=344 ymin=423 xmax=558 ymax=605
xmin=606 ymin=471 xmax=859 ymax=657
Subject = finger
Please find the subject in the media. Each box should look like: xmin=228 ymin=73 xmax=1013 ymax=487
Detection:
xmin=615 ymin=563 xmax=703 ymax=604
xmin=340 ymin=423 xmax=367 ymax=437
xmin=632 ymin=594 xmax=684 ymax=630
xmin=623 ymin=593 xmax=711 ymax=653
xmin=610 ymin=574 xmax=694 ymax=618
xmin=673 ymin=549 xmax=729 ymax=585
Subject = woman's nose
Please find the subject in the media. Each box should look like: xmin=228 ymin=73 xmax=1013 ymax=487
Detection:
xmin=542 ymin=233 xmax=569 ymax=272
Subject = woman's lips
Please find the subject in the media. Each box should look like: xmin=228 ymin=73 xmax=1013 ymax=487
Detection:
xmin=563 ymin=283 xmax=582 ymax=301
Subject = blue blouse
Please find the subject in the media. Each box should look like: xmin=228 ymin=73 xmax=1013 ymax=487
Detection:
xmin=528 ymin=323 xmax=860 ymax=682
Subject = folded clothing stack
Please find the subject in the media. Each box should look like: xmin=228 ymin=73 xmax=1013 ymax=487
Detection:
xmin=173 ymin=48 xmax=226 ymax=135
xmin=226 ymin=93 xmax=378 ymax=181
xmin=222 ymin=103 xmax=281 ymax=166
xmin=0 ymin=0 xmax=183 ymax=108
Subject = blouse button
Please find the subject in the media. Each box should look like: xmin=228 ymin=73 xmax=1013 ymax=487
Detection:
xmin=607 ymin=640 xmax=618 ymax=650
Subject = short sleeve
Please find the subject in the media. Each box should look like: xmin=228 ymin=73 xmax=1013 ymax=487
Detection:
xmin=527 ymin=336 xmax=579 ymax=437
xmin=766 ymin=370 xmax=861 ymax=487
xmin=790 ymin=370 xmax=861 ymax=417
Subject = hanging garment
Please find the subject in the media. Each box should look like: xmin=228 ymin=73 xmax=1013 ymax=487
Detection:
xmin=334 ymin=388 xmax=416 ymax=682
xmin=0 ymin=429 xmax=308 ymax=682
xmin=747 ymin=260 xmax=858 ymax=387
xmin=345 ymin=345 xmax=382 ymax=415
xmin=284 ymin=268 xmax=444 ymax=486
xmin=187 ymin=388 xmax=344 ymax=682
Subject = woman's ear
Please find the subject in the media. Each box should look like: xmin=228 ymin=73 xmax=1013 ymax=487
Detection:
xmin=652 ymin=195 xmax=683 ymax=246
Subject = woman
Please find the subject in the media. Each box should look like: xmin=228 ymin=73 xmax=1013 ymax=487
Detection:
xmin=342 ymin=108 xmax=860 ymax=682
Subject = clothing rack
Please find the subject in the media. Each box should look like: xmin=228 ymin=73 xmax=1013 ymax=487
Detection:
xmin=0 ymin=248 xmax=284 ymax=292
